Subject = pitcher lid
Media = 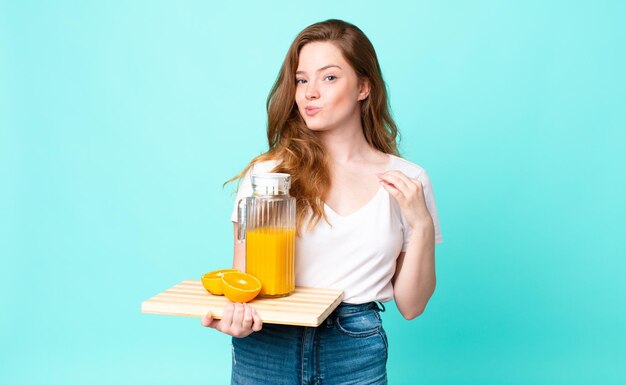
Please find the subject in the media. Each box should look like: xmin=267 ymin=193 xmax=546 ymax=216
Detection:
xmin=251 ymin=173 xmax=291 ymax=194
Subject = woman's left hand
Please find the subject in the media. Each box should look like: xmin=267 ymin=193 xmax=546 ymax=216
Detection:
xmin=377 ymin=171 xmax=432 ymax=230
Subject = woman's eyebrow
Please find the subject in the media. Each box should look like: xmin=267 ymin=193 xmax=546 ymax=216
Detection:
xmin=296 ymin=64 xmax=342 ymax=75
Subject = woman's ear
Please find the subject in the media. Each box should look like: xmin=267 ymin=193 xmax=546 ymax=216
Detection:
xmin=357 ymin=78 xmax=371 ymax=101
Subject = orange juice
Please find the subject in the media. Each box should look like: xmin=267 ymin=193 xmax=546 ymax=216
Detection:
xmin=245 ymin=226 xmax=295 ymax=297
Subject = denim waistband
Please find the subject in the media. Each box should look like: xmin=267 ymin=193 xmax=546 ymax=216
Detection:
xmin=331 ymin=301 xmax=386 ymax=316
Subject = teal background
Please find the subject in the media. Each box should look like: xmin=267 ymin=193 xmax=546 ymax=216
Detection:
xmin=2 ymin=1 xmax=625 ymax=384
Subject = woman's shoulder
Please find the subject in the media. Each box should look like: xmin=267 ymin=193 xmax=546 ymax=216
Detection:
xmin=251 ymin=159 xmax=280 ymax=173
xmin=388 ymin=154 xmax=428 ymax=179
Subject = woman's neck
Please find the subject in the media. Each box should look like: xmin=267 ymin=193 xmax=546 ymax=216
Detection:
xmin=318 ymin=122 xmax=373 ymax=165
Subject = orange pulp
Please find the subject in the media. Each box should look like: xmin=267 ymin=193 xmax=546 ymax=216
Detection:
xmin=221 ymin=272 xmax=262 ymax=303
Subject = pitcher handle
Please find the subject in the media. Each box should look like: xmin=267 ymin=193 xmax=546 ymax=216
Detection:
xmin=237 ymin=198 xmax=246 ymax=242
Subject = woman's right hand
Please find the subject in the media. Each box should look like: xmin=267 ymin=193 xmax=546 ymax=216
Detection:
xmin=200 ymin=302 xmax=263 ymax=338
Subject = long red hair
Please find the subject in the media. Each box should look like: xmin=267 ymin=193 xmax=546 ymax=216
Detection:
xmin=231 ymin=19 xmax=399 ymax=233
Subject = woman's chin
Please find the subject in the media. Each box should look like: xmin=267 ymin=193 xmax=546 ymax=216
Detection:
xmin=304 ymin=122 xmax=326 ymax=132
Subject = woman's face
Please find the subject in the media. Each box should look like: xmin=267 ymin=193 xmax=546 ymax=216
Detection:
xmin=295 ymin=41 xmax=369 ymax=132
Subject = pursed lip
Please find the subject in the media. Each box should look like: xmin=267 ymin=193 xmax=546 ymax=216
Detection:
xmin=305 ymin=106 xmax=321 ymax=116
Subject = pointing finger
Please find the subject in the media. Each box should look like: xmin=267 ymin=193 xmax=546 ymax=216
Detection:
xmin=242 ymin=303 xmax=253 ymax=330
xmin=378 ymin=172 xmax=412 ymax=194
xmin=251 ymin=307 xmax=263 ymax=332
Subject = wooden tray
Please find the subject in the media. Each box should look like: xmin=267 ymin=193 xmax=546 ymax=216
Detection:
xmin=141 ymin=280 xmax=344 ymax=327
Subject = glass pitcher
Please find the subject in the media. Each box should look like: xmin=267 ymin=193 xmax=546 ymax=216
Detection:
xmin=237 ymin=173 xmax=296 ymax=298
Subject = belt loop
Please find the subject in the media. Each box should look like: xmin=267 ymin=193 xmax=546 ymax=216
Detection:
xmin=325 ymin=314 xmax=334 ymax=328
xmin=375 ymin=301 xmax=386 ymax=313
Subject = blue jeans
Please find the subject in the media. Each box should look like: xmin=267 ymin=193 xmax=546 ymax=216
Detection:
xmin=231 ymin=302 xmax=388 ymax=385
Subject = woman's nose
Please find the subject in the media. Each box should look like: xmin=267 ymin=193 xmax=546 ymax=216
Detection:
xmin=305 ymin=82 xmax=319 ymax=100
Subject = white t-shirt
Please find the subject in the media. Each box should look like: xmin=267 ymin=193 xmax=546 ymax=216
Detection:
xmin=230 ymin=154 xmax=442 ymax=304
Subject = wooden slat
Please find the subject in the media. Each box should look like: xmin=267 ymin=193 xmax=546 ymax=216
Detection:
xmin=141 ymin=279 xmax=344 ymax=327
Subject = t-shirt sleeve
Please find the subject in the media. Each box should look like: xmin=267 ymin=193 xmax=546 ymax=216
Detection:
xmin=401 ymin=169 xmax=443 ymax=251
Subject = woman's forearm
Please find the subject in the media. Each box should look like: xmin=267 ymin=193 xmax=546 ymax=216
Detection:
xmin=393 ymin=221 xmax=436 ymax=319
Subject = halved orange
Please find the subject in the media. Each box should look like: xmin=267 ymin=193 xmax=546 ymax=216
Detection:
xmin=202 ymin=269 xmax=240 ymax=295
xmin=221 ymin=272 xmax=262 ymax=303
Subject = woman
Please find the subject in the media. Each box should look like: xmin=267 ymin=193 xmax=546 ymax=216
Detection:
xmin=202 ymin=19 xmax=442 ymax=384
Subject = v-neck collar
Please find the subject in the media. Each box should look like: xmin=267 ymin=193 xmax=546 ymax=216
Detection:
xmin=323 ymin=155 xmax=395 ymax=219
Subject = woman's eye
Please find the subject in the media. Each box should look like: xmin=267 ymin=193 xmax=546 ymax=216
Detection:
xmin=296 ymin=79 xmax=307 ymax=84
xmin=324 ymin=75 xmax=336 ymax=81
